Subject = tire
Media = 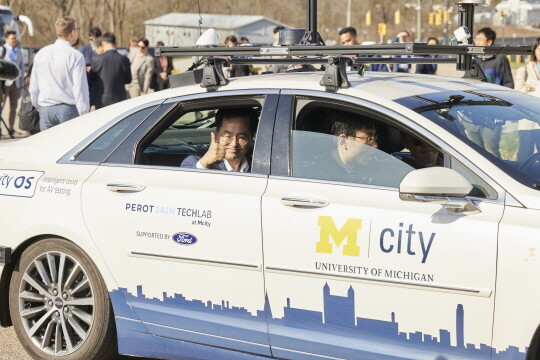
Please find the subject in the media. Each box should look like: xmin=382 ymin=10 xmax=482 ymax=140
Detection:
xmin=8 ymin=238 xmax=117 ymax=360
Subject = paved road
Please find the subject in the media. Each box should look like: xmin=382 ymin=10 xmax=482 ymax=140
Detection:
xmin=0 ymin=326 xmax=153 ymax=360
xmin=0 ymin=326 xmax=32 ymax=360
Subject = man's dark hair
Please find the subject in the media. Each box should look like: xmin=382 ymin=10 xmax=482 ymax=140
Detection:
xmin=399 ymin=30 xmax=411 ymax=37
xmin=89 ymin=26 xmax=102 ymax=38
xmin=138 ymin=37 xmax=149 ymax=47
xmin=477 ymin=27 xmax=496 ymax=44
xmin=215 ymin=108 xmax=259 ymax=135
xmin=93 ymin=37 xmax=102 ymax=48
xmin=102 ymin=32 xmax=116 ymax=45
xmin=339 ymin=27 xmax=357 ymax=37
xmin=4 ymin=30 xmax=16 ymax=39
xmin=329 ymin=110 xmax=375 ymax=137
xmin=273 ymin=25 xmax=285 ymax=34
xmin=225 ymin=35 xmax=238 ymax=45
xmin=156 ymin=41 xmax=165 ymax=47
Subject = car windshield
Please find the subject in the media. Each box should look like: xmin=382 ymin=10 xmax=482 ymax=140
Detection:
xmin=396 ymin=90 xmax=540 ymax=189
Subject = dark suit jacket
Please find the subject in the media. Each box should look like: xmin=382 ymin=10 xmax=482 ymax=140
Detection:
xmin=416 ymin=63 xmax=437 ymax=75
xmin=180 ymin=155 xmax=228 ymax=171
xmin=180 ymin=155 xmax=252 ymax=172
xmin=151 ymin=56 xmax=174 ymax=91
xmin=90 ymin=50 xmax=131 ymax=109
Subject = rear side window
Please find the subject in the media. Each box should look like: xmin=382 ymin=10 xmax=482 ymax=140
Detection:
xmin=291 ymin=99 xmax=414 ymax=187
xmin=75 ymin=106 xmax=157 ymax=162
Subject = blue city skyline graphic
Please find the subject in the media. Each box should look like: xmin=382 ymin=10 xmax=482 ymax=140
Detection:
xmin=111 ymin=284 xmax=526 ymax=359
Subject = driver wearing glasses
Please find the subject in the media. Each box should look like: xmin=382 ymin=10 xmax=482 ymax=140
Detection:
xmin=181 ymin=108 xmax=257 ymax=172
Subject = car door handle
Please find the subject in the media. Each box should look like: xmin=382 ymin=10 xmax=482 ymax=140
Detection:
xmin=281 ymin=197 xmax=329 ymax=208
xmin=106 ymin=183 xmax=146 ymax=193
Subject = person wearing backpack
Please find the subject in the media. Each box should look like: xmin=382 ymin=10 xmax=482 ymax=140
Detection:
xmin=2 ymin=31 xmax=25 ymax=136
xmin=18 ymin=51 xmax=39 ymax=135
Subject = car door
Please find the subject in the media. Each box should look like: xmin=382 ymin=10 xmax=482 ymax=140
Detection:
xmin=262 ymin=92 xmax=504 ymax=359
xmin=80 ymin=92 xmax=278 ymax=357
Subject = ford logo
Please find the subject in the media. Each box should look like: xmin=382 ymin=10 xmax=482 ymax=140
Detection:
xmin=172 ymin=232 xmax=198 ymax=245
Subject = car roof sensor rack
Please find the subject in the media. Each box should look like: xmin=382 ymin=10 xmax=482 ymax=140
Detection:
xmin=200 ymin=57 xmax=229 ymax=92
xmin=320 ymin=57 xmax=351 ymax=93
xmin=161 ymin=43 xmax=530 ymax=92
xmin=160 ymin=0 xmax=530 ymax=93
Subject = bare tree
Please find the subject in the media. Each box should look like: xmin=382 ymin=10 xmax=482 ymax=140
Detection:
xmin=9 ymin=0 xmax=462 ymax=48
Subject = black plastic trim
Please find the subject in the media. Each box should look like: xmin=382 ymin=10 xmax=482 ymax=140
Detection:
xmin=270 ymin=95 xmax=294 ymax=177
xmin=252 ymin=94 xmax=279 ymax=175
xmin=0 ymin=247 xmax=11 ymax=264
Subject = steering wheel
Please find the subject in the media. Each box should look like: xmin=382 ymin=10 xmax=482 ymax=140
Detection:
xmin=518 ymin=152 xmax=540 ymax=172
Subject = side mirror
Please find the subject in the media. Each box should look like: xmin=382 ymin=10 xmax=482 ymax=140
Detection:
xmin=399 ymin=167 xmax=480 ymax=214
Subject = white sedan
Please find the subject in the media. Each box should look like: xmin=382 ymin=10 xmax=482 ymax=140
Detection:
xmin=1 ymin=70 xmax=539 ymax=360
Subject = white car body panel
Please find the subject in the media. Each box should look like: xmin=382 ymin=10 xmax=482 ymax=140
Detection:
xmin=1 ymin=71 xmax=539 ymax=360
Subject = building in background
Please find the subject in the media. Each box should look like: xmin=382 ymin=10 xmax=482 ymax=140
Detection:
xmin=144 ymin=13 xmax=289 ymax=46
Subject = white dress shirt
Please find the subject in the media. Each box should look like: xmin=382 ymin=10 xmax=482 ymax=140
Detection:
xmin=29 ymin=39 xmax=89 ymax=115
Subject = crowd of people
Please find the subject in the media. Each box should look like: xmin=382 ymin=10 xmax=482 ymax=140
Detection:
xmin=1 ymin=17 xmax=539 ymax=137
xmin=0 ymin=16 xmax=176 ymax=136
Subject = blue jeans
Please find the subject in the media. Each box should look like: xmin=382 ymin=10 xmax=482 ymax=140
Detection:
xmin=39 ymin=104 xmax=78 ymax=131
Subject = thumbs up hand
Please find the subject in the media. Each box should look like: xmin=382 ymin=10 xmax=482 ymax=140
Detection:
xmin=199 ymin=132 xmax=226 ymax=168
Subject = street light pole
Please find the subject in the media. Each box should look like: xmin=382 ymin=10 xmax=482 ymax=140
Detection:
xmin=416 ymin=0 xmax=422 ymax=41
xmin=347 ymin=0 xmax=351 ymax=27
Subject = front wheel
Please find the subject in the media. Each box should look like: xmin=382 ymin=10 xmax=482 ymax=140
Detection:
xmin=9 ymin=238 xmax=117 ymax=360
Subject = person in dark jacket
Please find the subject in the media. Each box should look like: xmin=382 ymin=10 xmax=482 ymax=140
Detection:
xmin=151 ymin=41 xmax=174 ymax=91
xmin=90 ymin=32 xmax=131 ymax=109
xmin=474 ymin=27 xmax=514 ymax=88
xmin=224 ymin=36 xmax=250 ymax=77
xmin=416 ymin=37 xmax=439 ymax=75
xmin=181 ymin=108 xmax=257 ymax=172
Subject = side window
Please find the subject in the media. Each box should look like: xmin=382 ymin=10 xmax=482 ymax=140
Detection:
xmin=290 ymin=98 xmax=495 ymax=198
xmin=141 ymin=110 xmax=217 ymax=167
xmin=291 ymin=101 xmax=414 ymax=187
xmin=393 ymin=133 xmax=494 ymax=198
xmin=75 ymin=106 xmax=158 ymax=162
xmin=450 ymin=158 xmax=497 ymax=199
xmin=137 ymin=97 xmax=263 ymax=173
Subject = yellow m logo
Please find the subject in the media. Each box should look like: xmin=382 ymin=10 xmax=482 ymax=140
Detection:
xmin=316 ymin=216 xmax=362 ymax=256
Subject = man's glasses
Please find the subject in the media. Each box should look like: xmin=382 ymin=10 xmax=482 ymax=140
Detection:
xmin=349 ymin=134 xmax=377 ymax=144
xmin=220 ymin=134 xmax=250 ymax=146
xmin=138 ymin=45 xmax=147 ymax=49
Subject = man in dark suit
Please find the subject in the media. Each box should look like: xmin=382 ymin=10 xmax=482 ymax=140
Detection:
xmin=181 ymin=108 xmax=257 ymax=172
xmin=90 ymin=32 xmax=131 ymax=109
xmin=151 ymin=41 xmax=174 ymax=91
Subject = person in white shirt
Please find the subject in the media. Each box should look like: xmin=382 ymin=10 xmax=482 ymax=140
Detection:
xmin=29 ymin=17 xmax=89 ymax=131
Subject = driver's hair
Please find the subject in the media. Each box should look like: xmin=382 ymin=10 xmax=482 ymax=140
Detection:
xmin=215 ymin=108 xmax=258 ymax=135
xmin=329 ymin=110 xmax=376 ymax=137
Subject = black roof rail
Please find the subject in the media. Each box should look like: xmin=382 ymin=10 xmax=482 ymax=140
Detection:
xmin=161 ymin=0 xmax=531 ymax=93
xmin=157 ymin=43 xmax=531 ymax=58
xmin=161 ymin=43 xmax=530 ymax=93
